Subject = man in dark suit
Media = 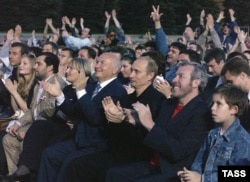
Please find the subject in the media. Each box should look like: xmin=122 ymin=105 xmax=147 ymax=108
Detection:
xmin=66 ymin=63 xmax=212 ymax=181
xmin=203 ymin=48 xmax=226 ymax=106
xmin=36 ymin=52 xmax=127 ymax=182
xmin=102 ymin=61 xmax=213 ymax=181
xmin=0 ymin=42 xmax=29 ymax=118
xmin=62 ymin=55 xmax=166 ymax=182
xmin=221 ymin=57 xmax=250 ymax=132
xmin=0 ymin=42 xmax=30 ymax=176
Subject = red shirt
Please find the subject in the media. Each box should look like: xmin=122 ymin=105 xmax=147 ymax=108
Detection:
xmin=150 ymin=104 xmax=184 ymax=166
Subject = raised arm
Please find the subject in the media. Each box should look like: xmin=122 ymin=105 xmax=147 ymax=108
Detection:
xmin=104 ymin=11 xmax=111 ymax=34
xmin=151 ymin=5 xmax=168 ymax=57
xmin=0 ymin=29 xmax=14 ymax=58
xmin=185 ymin=13 xmax=192 ymax=26
xmin=64 ymin=16 xmax=79 ymax=37
xmin=200 ymin=10 xmax=205 ymax=28
xmin=216 ymin=10 xmax=225 ymax=23
xmin=229 ymin=8 xmax=236 ymax=22
xmin=207 ymin=14 xmax=223 ymax=49
xmin=228 ymin=26 xmax=248 ymax=53
xmin=80 ymin=17 xmax=84 ymax=31
xmin=214 ymin=10 xmax=225 ymax=37
xmin=112 ymin=9 xmax=125 ymax=42
xmin=46 ymin=18 xmax=60 ymax=37
xmin=43 ymin=18 xmax=50 ymax=40
xmin=111 ymin=9 xmax=121 ymax=29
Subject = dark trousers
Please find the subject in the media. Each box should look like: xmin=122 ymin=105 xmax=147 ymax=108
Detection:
xmin=105 ymin=161 xmax=161 ymax=182
xmin=18 ymin=120 xmax=70 ymax=172
xmin=65 ymin=149 xmax=137 ymax=182
xmin=0 ymin=130 xmax=8 ymax=175
xmin=37 ymin=139 xmax=99 ymax=182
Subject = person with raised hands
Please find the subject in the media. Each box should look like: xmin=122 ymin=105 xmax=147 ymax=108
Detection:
xmin=43 ymin=18 xmax=60 ymax=44
xmin=1 ymin=52 xmax=67 ymax=181
xmin=214 ymin=9 xmax=238 ymax=53
xmin=104 ymin=9 xmax=125 ymax=44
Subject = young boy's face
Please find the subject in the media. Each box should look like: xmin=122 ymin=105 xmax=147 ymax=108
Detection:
xmin=211 ymin=94 xmax=237 ymax=124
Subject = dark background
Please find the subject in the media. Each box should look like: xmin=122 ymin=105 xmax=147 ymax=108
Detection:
xmin=0 ymin=0 xmax=249 ymax=34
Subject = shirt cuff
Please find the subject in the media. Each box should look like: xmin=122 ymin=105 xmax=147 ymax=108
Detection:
xmin=56 ymin=92 xmax=65 ymax=106
xmin=6 ymin=120 xmax=21 ymax=132
xmin=76 ymin=89 xmax=87 ymax=99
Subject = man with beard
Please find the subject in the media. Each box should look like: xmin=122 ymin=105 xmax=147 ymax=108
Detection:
xmin=65 ymin=61 xmax=213 ymax=181
xmin=104 ymin=62 xmax=213 ymax=181
xmin=1 ymin=52 xmax=67 ymax=180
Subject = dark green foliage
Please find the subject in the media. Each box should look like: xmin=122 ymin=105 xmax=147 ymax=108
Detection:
xmin=224 ymin=0 xmax=250 ymax=26
xmin=0 ymin=0 xmax=249 ymax=34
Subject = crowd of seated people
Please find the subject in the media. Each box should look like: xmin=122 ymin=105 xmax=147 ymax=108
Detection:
xmin=0 ymin=4 xmax=250 ymax=182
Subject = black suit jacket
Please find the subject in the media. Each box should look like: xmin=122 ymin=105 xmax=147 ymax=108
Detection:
xmin=144 ymin=96 xmax=213 ymax=181
xmin=203 ymin=76 xmax=219 ymax=107
xmin=0 ymin=67 xmax=18 ymax=117
xmin=105 ymin=85 xmax=166 ymax=161
xmin=58 ymin=78 xmax=127 ymax=149
xmin=240 ymin=107 xmax=250 ymax=133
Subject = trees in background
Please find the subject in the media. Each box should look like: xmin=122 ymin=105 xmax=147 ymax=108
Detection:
xmin=0 ymin=0 xmax=248 ymax=34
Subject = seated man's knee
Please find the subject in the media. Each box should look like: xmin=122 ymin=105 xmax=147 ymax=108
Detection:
xmin=3 ymin=134 xmax=13 ymax=146
xmin=3 ymin=134 xmax=20 ymax=148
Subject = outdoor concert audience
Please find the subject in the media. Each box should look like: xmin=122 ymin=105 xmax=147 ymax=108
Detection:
xmin=178 ymin=84 xmax=250 ymax=182
xmin=0 ymin=3 xmax=250 ymax=182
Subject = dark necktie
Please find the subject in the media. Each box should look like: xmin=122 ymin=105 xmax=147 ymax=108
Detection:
xmin=91 ymin=83 xmax=101 ymax=99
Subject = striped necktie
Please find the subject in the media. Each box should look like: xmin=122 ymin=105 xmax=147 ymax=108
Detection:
xmin=91 ymin=83 xmax=101 ymax=99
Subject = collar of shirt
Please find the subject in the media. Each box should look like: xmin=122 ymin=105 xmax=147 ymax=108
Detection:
xmin=98 ymin=77 xmax=117 ymax=92
xmin=216 ymin=76 xmax=225 ymax=88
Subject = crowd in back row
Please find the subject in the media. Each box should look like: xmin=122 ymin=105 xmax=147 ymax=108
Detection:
xmin=0 ymin=4 xmax=250 ymax=182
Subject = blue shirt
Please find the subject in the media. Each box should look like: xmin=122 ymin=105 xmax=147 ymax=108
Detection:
xmin=165 ymin=64 xmax=178 ymax=84
xmin=191 ymin=119 xmax=250 ymax=182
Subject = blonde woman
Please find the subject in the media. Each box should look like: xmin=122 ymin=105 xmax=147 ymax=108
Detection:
xmin=3 ymin=54 xmax=36 ymax=174
xmin=5 ymin=54 xmax=36 ymax=115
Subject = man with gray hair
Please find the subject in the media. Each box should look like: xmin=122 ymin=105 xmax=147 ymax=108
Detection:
xmin=37 ymin=52 xmax=127 ymax=182
xmin=104 ymin=61 xmax=213 ymax=181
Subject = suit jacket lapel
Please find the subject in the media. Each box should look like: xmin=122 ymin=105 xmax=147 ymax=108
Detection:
xmin=30 ymin=83 xmax=40 ymax=109
xmin=91 ymin=79 xmax=117 ymax=102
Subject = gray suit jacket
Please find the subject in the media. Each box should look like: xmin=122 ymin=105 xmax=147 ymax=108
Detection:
xmin=18 ymin=74 xmax=67 ymax=129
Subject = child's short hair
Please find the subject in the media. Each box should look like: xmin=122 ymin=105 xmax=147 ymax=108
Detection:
xmin=213 ymin=84 xmax=248 ymax=117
